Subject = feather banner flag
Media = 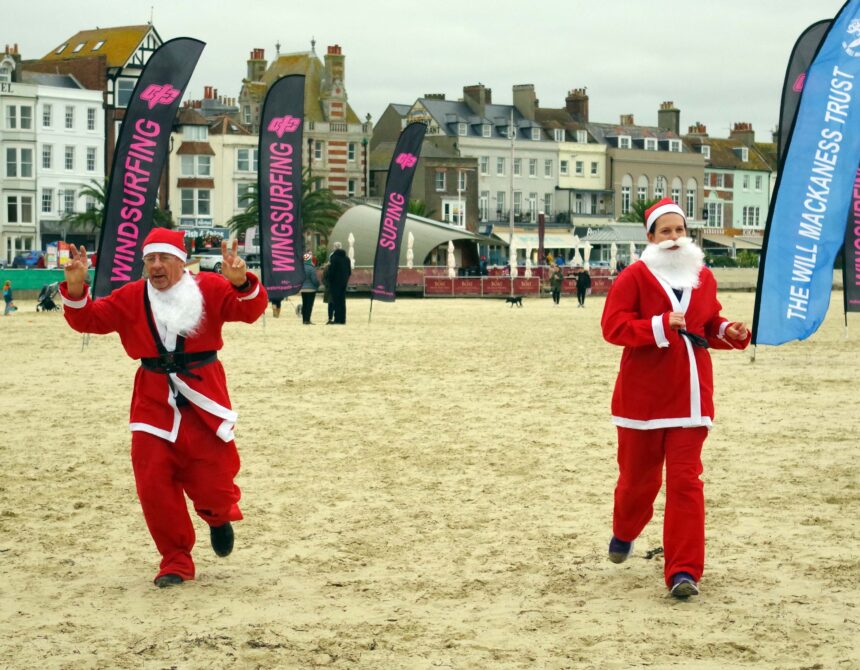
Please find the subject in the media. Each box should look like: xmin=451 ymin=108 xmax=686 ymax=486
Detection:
xmin=93 ymin=38 xmax=205 ymax=298
xmin=753 ymin=0 xmax=860 ymax=344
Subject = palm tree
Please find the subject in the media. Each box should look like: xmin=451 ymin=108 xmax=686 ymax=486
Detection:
xmin=60 ymin=179 xmax=175 ymax=245
xmin=408 ymin=199 xmax=436 ymax=219
xmin=227 ymin=169 xmax=343 ymax=241
xmin=619 ymin=197 xmax=660 ymax=224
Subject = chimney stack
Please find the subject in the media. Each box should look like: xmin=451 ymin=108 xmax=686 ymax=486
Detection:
xmin=657 ymin=101 xmax=680 ymax=135
xmin=565 ymin=88 xmax=589 ymax=122
xmin=247 ymin=48 xmax=267 ymax=81
xmin=620 ymin=114 xmax=635 ymax=126
xmin=687 ymin=122 xmax=708 ymax=137
xmin=512 ymin=84 xmax=537 ymax=120
xmin=729 ymin=122 xmax=755 ymax=146
xmin=463 ymin=84 xmax=492 ymax=117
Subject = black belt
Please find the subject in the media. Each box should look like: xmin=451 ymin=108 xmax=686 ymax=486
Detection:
xmin=140 ymin=350 xmax=217 ymax=376
xmin=678 ymin=329 xmax=709 ymax=349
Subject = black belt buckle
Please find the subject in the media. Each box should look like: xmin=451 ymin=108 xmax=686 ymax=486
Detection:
xmin=159 ymin=352 xmax=181 ymax=373
xmin=678 ymin=329 xmax=709 ymax=348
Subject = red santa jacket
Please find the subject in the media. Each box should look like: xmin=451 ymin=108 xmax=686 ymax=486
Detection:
xmin=60 ymin=271 xmax=268 ymax=442
xmin=601 ymin=261 xmax=750 ymax=429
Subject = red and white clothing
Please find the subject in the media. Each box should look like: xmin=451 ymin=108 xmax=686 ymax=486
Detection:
xmin=601 ymin=260 xmax=749 ymax=586
xmin=60 ymin=271 xmax=267 ymax=581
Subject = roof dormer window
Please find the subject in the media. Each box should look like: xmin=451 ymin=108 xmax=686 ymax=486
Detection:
xmin=644 ymin=138 xmax=658 ymax=151
xmin=701 ymin=145 xmax=711 ymax=159
xmin=739 ymin=147 xmax=749 ymax=162
xmin=668 ymin=139 xmax=682 ymax=152
xmin=482 ymin=124 xmax=491 ymax=138
xmin=531 ymin=127 xmax=541 ymax=141
xmin=553 ymin=128 xmax=564 ymax=142
xmin=618 ymin=135 xmax=632 ymax=149
xmin=457 ymin=122 xmax=467 ymax=136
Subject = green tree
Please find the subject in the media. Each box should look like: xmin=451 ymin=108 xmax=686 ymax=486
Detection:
xmin=227 ymin=169 xmax=344 ymax=241
xmin=619 ymin=198 xmax=660 ymax=224
xmin=59 ymin=178 xmax=174 ymax=246
xmin=408 ymin=199 xmax=436 ymax=219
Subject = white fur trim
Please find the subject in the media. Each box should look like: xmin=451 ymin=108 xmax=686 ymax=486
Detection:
xmin=143 ymin=242 xmax=187 ymax=262
xmin=646 ymin=202 xmax=686 ymax=229
xmin=237 ymin=283 xmax=260 ymax=302
xmin=169 ymin=374 xmax=237 ymax=442
xmin=652 ymin=314 xmax=670 ymax=348
xmin=129 ymin=385 xmax=181 ymax=442
xmin=61 ymin=293 xmax=88 ymax=309
xmin=612 ymin=415 xmax=713 ymax=430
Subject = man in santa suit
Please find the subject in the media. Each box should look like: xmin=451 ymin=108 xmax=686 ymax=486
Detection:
xmin=600 ymin=197 xmax=750 ymax=598
xmin=60 ymin=229 xmax=268 ymax=587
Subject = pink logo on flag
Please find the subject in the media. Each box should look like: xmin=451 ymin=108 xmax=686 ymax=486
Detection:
xmin=140 ymin=84 xmax=181 ymax=109
xmin=268 ymin=115 xmax=302 ymax=137
xmin=792 ymin=72 xmax=806 ymax=93
xmin=394 ymin=152 xmax=417 ymax=170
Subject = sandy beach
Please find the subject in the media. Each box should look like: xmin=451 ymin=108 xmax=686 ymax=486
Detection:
xmin=0 ymin=290 xmax=857 ymax=669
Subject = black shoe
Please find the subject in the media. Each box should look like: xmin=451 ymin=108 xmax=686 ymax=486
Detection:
xmin=154 ymin=573 xmax=183 ymax=588
xmin=210 ymin=522 xmax=234 ymax=557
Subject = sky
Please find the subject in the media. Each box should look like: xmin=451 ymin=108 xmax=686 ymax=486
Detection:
xmin=6 ymin=0 xmax=849 ymax=142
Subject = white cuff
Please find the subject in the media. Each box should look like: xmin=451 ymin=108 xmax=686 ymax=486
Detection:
xmin=652 ymin=314 xmax=669 ymax=348
xmin=61 ymin=292 xmax=88 ymax=309
xmin=237 ymin=284 xmax=260 ymax=301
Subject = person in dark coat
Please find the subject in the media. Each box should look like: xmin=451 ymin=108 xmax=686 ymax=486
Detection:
xmin=300 ymin=252 xmax=320 ymax=324
xmin=327 ymin=241 xmax=351 ymax=324
xmin=576 ymin=269 xmax=592 ymax=308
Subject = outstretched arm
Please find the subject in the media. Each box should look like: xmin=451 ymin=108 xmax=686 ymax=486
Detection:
xmin=220 ymin=239 xmax=248 ymax=287
xmin=64 ymin=245 xmax=90 ymax=299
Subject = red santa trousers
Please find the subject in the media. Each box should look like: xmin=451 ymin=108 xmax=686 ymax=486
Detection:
xmin=612 ymin=426 xmax=707 ymax=587
xmin=131 ymin=405 xmax=243 ymax=582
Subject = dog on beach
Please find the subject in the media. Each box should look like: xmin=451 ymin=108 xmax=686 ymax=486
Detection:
xmin=505 ymin=296 xmax=523 ymax=307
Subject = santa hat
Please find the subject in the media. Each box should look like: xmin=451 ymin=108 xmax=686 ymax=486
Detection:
xmin=303 ymin=251 xmax=314 ymax=264
xmin=142 ymin=228 xmax=187 ymax=261
xmin=644 ymin=197 xmax=686 ymax=231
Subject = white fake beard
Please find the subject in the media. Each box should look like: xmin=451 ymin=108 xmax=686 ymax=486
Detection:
xmin=148 ymin=271 xmax=204 ymax=336
xmin=640 ymin=237 xmax=705 ymax=289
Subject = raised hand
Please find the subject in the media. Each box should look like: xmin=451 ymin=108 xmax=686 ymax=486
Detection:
xmin=220 ymin=239 xmax=248 ymax=287
xmin=64 ymin=245 xmax=90 ymax=299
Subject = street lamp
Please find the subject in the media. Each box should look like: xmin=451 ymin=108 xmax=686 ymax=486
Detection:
xmin=361 ymin=136 xmax=369 ymax=198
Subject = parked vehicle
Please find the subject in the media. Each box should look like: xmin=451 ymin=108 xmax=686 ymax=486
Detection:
xmin=244 ymin=253 xmax=261 ymax=270
xmin=11 ymin=250 xmax=45 ymax=268
xmin=190 ymin=247 xmax=223 ymax=273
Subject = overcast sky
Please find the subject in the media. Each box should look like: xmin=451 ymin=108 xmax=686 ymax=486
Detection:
xmin=7 ymin=0 xmax=848 ymax=142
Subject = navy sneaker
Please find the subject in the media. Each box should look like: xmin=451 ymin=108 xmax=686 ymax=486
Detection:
xmin=670 ymin=572 xmax=699 ymax=598
xmin=154 ymin=573 xmax=183 ymax=588
xmin=210 ymin=522 xmax=234 ymax=557
xmin=608 ymin=536 xmax=634 ymax=563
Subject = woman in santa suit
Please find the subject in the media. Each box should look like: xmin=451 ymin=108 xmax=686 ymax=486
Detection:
xmin=601 ymin=198 xmax=750 ymax=598
xmin=60 ymin=229 xmax=268 ymax=587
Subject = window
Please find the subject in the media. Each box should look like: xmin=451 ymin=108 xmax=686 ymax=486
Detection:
xmin=242 ymin=105 xmax=251 ymax=125
xmin=0 ymin=66 xmax=10 ymax=83
xmin=479 ymin=191 xmax=489 ymax=220
xmin=42 ymin=189 xmax=54 ymax=214
xmin=560 ymin=160 xmax=569 ymax=176
xmin=314 ymin=140 xmax=323 ymax=160
xmin=742 ymin=175 xmax=750 ymax=191
xmin=42 ymin=104 xmax=52 ymax=128
xmin=236 ymin=148 xmax=259 ymax=172
xmin=236 ymin=182 xmax=253 ymax=209
xmin=6 ymin=195 xmax=33 ymax=223
xmin=755 ymin=175 xmax=763 ymax=191
xmin=457 ymin=171 xmax=467 ymax=191
xmin=64 ymin=146 xmax=74 ymax=170
xmin=739 ymin=147 xmax=749 ymax=162
xmin=544 ymin=159 xmax=553 ymax=178
xmin=513 ymin=158 xmax=522 ymax=177
xmin=116 ymin=79 xmax=135 ymax=108
xmin=496 ymin=157 xmax=505 ymax=176
xmin=85 ymin=196 xmax=97 ymax=212
xmin=528 ymin=158 xmax=537 ymax=178
xmin=654 ymin=176 xmax=666 ymax=199
xmin=65 ymin=106 xmax=74 ymax=129
xmin=713 ymin=173 xmax=725 ymax=188
xmin=590 ymin=162 xmax=598 ymax=177
xmin=743 ymin=206 xmax=761 ymax=227
xmin=182 ymin=125 xmax=208 ymax=141
xmin=457 ymin=122 xmax=467 ymax=136
xmin=6 ymin=147 xmax=33 ymax=178
xmin=576 ymin=130 xmax=587 ymax=143
xmin=553 ymin=128 xmax=564 ymax=142
xmin=86 ymin=147 xmax=97 ymax=172
xmin=621 ymin=185 xmax=631 ymax=214
xmin=618 ymin=135 xmax=632 ymax=149
xmin=701 ymin=145 xmax=711 ymax=159
xmin=348 ymin=142 xmax=356 ymax=161
xmin=531 ymin=128 xmax=541 ymax=141
xmin=42 ymin=145 xmax=53 ymax=170
xmin=513 ymin=191 xmax=522 ymax=215
xmin=181 ymin=189 xmax=211 ymax=217
xmin=87 ymin=108 xmax=97 ymax=131
xmin=479 ymin=155 xmax=489 ymax=175
xmin=347 ymin=179 xmax=357 ymax=197
xmin=575 ymin=193 xmax=583 ymax=214
xmin=61 ymin=189 xmax=75 ymax=214
xmin=435 ymin=171 xmax=446 ymax=191
xmin=575 ymin=160 xmax=584 ymax=176
xmin=482 ymin=124 xmax=491 ymax=138
xmin=637 ymin=175 xmax=649 ymax=202
xmin=672 ymin=186 xmax=681 ymax=204
xmin=181 ymin=155 xmax=211 ymax=177
xmin=72 ymin=42 xmax=85 ymax=53
xmin=686 ymin=189 xmax=696 ymax=219
xmin=92 ymin=40 xmax=105 ymax=51
xmin=496 ymin=191 xmax=506 ymax=217
xmin=668 ymin=139 xmax=682 ymax=152
xmin=528 ymin=192 xmax=538 ymax=220
xmin=644 ymin=138 xmax=658 ymax=151
xmin=5 ymin=105 xmax=32 ymax=130
xmin=705 ymin=201 xmax=724 ymax=227
xmin=544 ymin=193 xmax=553 ymax=215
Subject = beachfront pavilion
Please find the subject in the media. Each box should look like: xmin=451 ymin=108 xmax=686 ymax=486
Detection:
xmin=329 ymin=204 xmax=499 ymax=272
